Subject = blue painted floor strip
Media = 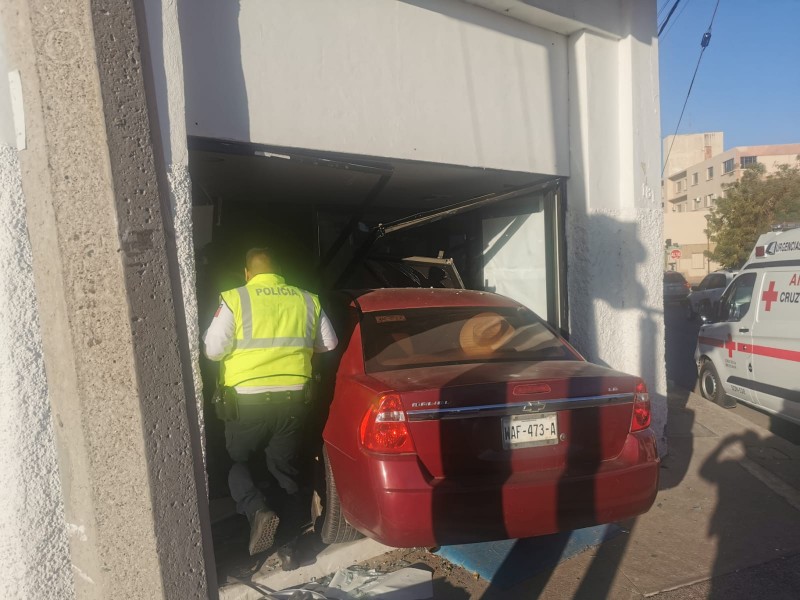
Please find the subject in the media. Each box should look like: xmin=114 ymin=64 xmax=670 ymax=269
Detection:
xmin=437 ymin=524 xmax=622 ymax=590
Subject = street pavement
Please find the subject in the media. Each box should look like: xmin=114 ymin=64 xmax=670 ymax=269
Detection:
xmin=484 ymin=389 xmax=800 ymax=599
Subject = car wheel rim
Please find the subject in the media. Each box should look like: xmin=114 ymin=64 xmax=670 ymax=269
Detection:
xmin=702 ymin=371 xmax=716 ymax=398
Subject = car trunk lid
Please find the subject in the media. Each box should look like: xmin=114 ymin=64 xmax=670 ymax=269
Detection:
xmin=368 ymin=361 xmax=639 ymax=478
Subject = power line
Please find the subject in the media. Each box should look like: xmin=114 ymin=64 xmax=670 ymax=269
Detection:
xmin=662 ymin=0 xmax=694 ymax=40
xmin=662 ymin=0 xmax=722 ymax=178
xmin=658 ymin=0 xmax=682 ymax=36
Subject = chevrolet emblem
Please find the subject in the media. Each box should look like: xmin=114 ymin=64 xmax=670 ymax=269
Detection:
xmin=523 ymin=401 xmax=546 ymax=413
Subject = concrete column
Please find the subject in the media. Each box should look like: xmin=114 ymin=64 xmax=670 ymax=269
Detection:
xmin=1 ymin=1 xmax=211 ymax=598
xmin=0 ymin=35 xmax=75 ymax=599
xmin=565 ymin=0 xmax=668 ymax=454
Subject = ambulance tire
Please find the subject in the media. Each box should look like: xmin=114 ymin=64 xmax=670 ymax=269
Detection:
xmin=699 ymin=360 xmax=733 ymax=408
xmin=312 ymin=447 xmax=362 ymax=545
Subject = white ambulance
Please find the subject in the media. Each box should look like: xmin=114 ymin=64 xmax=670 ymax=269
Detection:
xmin=694 ymin=226 xmax=800 ymax=425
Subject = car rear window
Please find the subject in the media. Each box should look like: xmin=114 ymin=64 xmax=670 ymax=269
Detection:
xmin=361 ymin=306 xmax=577 ymax=372
xmin=664 ymin=272 xmax=686 ymax=283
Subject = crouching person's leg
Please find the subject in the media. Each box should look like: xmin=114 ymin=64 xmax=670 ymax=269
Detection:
xmin=265 ymin=401 xmax=309 ymax=569
xmin=226 ymin=414 xmax=280 ymax=555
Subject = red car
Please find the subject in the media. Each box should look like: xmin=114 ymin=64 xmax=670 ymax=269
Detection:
xmin=314 ymin=288 xmax=659 ymax=547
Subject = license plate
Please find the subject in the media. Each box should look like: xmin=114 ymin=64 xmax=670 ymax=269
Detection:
xmin=501 ymin=413 xmax=559 ymax=449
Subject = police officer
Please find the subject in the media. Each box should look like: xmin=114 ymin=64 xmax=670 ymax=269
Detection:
xmin=203 ymin=247 xmax=338 ymax=562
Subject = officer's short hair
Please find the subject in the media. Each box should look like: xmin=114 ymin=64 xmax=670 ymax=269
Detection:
xmin=246 ymin=247 xmax=279 ymax=273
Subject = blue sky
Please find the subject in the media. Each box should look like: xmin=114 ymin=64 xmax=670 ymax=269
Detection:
xmin=658 ymin=0 xmax=800 ymax=149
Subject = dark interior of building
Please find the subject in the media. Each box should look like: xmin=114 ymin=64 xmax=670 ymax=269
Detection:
xmin=187 ymin=138 xmax=560 ymax=575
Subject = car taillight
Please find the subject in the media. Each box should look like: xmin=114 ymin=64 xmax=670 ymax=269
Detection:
xmin=684 ymin=282 xmax=691 ymax=289
xmin=630 ymin=380 xmax=651 ymax=432
xmin=359 ymin=393 xmax=416 ymax=454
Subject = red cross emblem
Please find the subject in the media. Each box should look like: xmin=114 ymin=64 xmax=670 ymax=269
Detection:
xmin=724 ymin=334 xmax=736 ymax=358
xmin=761 ymin=281 xmax=779 ymax=311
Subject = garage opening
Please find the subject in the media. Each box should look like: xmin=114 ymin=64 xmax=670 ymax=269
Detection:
xmin=188 ymin=137 xmax=567 ymax=577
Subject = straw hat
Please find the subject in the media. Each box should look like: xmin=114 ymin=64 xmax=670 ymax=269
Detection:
xmin=459 ymin=312 xmax=516 ymax=356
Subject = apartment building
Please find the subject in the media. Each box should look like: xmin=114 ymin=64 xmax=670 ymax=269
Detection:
xmin=665 ymin=142 xmax=800 ymax=214
xmin=662 ymin=131 xmax=723 ymax=187
xmin=663 ymin=134 xmax=800 ymax=281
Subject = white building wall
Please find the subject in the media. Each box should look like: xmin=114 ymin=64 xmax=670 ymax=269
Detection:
xmin=182 ymin=0 xmax=569 ymax=175
xmin=174 ymin=0 xmax=666 ymax=451
xmin=564 ymin=1 xmax=667 ymax=452
xmin=0 ymin=8 xmax=667 ymax=595
xmin=0 ymin=35 xmax=74 ymax=599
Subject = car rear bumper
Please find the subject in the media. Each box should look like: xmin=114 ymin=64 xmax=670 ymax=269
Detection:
xmin=336 ymin=430 xmax=659 ymax=548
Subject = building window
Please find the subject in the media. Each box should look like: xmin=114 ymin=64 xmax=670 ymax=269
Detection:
xmin=707 ymin=166 xmax=714 ymax=180
xmin=741 ymin=155 xmax=757 ymax=168
xmin=691 ymin=173 xmax=698 ymax=185
xmin=723 ymin=158 xmax=734 ymax=174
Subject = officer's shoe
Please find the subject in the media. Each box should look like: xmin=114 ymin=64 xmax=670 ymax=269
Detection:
xmin=276 ymin=541 xmax=300 ymax=571
xmin=248 ymin=509 xmax=280 ymax=556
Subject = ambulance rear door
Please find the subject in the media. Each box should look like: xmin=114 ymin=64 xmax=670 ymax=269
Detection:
xmin=749 ymin=268 xmax=800 ymax=425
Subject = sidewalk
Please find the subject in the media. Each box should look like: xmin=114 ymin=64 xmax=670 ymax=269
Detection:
xmin=479 ymin=389 xmax=800 ymax=598
xmin=218 ymin=390 xmax=800 ymax=598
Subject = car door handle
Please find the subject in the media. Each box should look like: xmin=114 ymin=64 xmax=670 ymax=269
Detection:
xmin=738 ymin=328 xmax=749 ymax=333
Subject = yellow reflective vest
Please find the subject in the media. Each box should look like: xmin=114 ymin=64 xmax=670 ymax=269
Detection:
xmin=219 ymin=273 xmax=321 ymax=388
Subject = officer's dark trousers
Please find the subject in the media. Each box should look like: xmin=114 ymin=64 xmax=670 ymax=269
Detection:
xmin=225 ymin=395 xmax=308 ymax=523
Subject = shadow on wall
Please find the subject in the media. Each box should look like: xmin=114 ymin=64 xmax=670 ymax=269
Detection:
xmin=179 ymin=0 xmax=249 ymax=142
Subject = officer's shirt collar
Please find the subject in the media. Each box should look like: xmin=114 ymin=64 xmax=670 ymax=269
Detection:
xmin=247 ymin=273 xmax=286 ymax=286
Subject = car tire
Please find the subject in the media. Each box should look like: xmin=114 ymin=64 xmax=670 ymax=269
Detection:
xmin=312 ymin=446 xmax=362 ymax=545
xmin=685 ymin=300 xmax=695 ymax=321
xmin=699 ymin=360 xmax=735 ymax=409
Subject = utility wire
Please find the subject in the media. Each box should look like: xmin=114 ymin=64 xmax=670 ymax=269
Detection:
xmin=657 ymin=0 xmax=673 ymax=19
xmin=662 ymin=0 xmax=694 ymax=40
xmin=658 ymin=0 xmax=682 ymax=36
xmin=662 ymin=0 xmax=722 ymax=178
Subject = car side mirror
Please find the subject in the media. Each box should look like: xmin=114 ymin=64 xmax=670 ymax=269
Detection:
xmin=699 ymin=303 xmax=718 ymax=324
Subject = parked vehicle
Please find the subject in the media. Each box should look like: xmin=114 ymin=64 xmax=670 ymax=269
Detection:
xmin=663 ymin=271 xmax=691 ymax=304
xmin=694 ymin=227 xmax=800 ymax=425
xmin=685 ymin=271 xmax=738 ymax=321
xmin=314 ymin=288 xmax=659 ymax=547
